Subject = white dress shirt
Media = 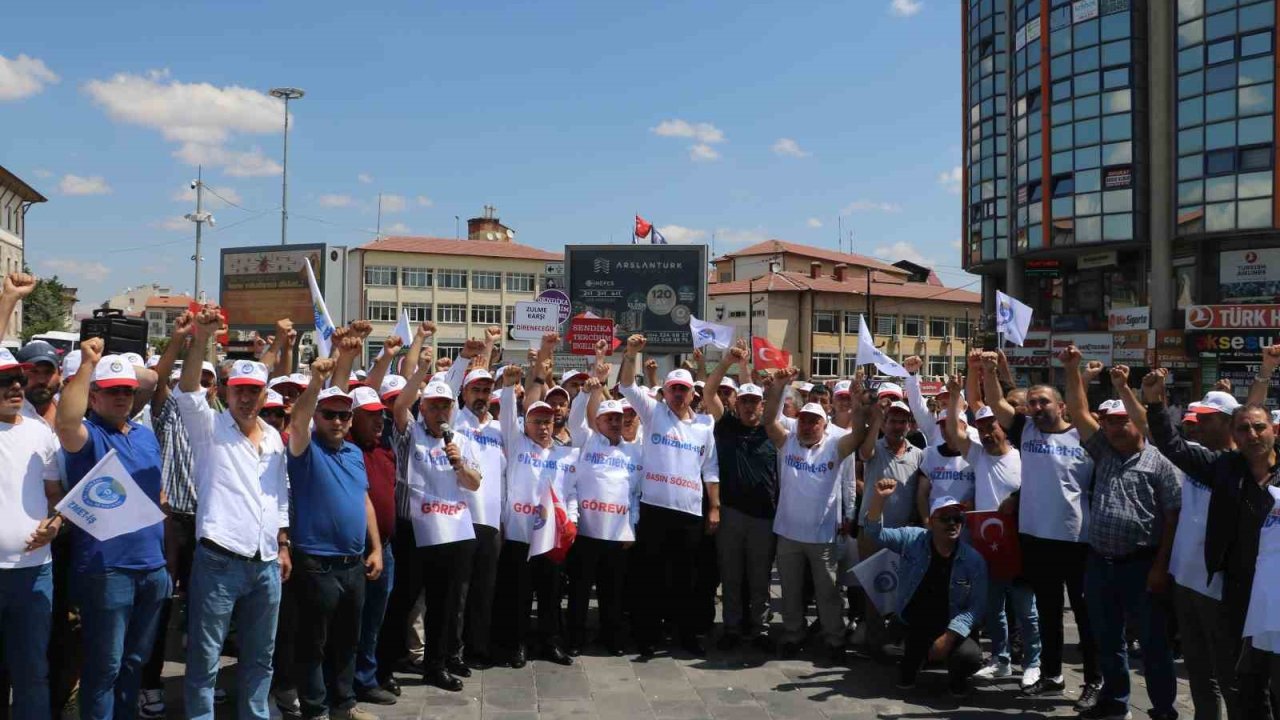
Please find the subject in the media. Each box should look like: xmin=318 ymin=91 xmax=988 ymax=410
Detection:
xmin=175 ymin=389 xmax=289 ymax=560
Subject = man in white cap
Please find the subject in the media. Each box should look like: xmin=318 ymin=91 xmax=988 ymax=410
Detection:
xmin=55 ymin=337 xmax=170 ymax=720
xmin=176 ymin=306 xmax=290 ymax=720
xmin=388 ymin=352 xmax=482 ymax=692
xmin=561 ymin=368 xmax=588 ymax=400
xmin=763 ymin=367 xmax=859 ymax=663
xmin=496 ymin=364 xmax=579 ymax=668
xmin=914 ymin=407 xmax=976 ymax=525
xmin=619 ymin=334 xmax=719 ymax=656
xmin=286 ymin=359 xmax=383 ymax=720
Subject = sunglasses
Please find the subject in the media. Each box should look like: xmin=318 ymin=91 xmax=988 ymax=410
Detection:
xmin=936 ymin=514 xmax=965 ymax=525
xmin=0 ymin=373 xmax=27 ymax=387
xmin=260 ymin=409 xmax=286 ymax=419
xmin=318 ymin=409 xmax=353 ymax=422
xmin=97 ymin=386 xmax=137 ymax=397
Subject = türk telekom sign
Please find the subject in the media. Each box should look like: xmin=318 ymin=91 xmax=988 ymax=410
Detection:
xmin=1185 ymin=304 xmax=1280 ymax=330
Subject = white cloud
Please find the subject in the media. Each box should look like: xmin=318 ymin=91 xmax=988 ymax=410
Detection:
xmin=656 ymin=225 xmax=708 ymax=244
xmin=357 ymin=173 xmax=373 ymax=184
xmin=890 ymin=0 xmax=923 ymax=17
xmin=156 ymin=216 xmax=192 ymax=232
xmin=380 ymin=194 xmax=407 ymax=213
xmin=383 ymin=222 xmax=411 ymax=235
xmin=651 ymin=119 xmax=725 ymax=144
xmin=59 ymin=174 xmax=111 ymax=196
xmin=318 ymin=194 xmax=354 ymax=208
xmin=806 ymin=218 xmax=824 ymax=228
xmin=85 ymin=69 xmax=284 ymax=176
xmin=32 ymin=168 xmax=52 ymax=178
xmin=0 ymin=54 xmax=59 ymax=101
xmin=172 ymin=185 xmax=242 ymax=207
xmin=416 ymin=195 xmax=434 ymax=208
xmin=40 ymin=258 xmax=111 ymax=281
xmin=938 ymin=165 xmax=962 ymax=194
xmin=874 ymin=241 xmax=932 ymax=267
xmin=689 ymin=144 xmax=720 ymax=162
xmin=841 ymin=199 xmax=902 ymax=214
xmin=772 ymin=138 xmax=810 ymax=158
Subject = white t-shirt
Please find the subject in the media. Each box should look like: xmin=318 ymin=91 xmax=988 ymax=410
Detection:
xmin=453 ymin=408 xmax=506 ymax=530
xmin=920 ymin=445 xmax=975 ymax=509
xmin=502 ymin=437 xmax=579 ymax=544
xmin=1244 ymin=485 xmax=1280 ymax=652
xmin=0 ymin=418 xmax=61 ymax=568
xmin=402 ymin=422 xmax=482 ymax=547
xmin=569 ymin=432 xmax=642 ymax=542
xmin=774 ymin=433 xmax=844 ymax=544
xmin=1170 ymin=467 xmax=1223 ymax=600
xmin=620 ymin=385 xmax=718 ymax=517
xmin=965 ymin=445 xmax=1022 ymax=512
xmin=1016 ymin=419 xmax=1094 ymax=542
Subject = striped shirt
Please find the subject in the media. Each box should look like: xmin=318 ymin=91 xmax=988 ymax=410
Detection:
xmin=155 ymin=395 xmax=198 ymax=514
xmin=1084 ymin=434 xmax=1182 ymax=558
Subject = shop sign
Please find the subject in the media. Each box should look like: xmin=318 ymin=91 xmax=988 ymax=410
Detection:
xmin=1219 ymin=249 xmax=1280 ymax=302
xmin=1186 ymin=330 xmax=1280 ymax=362
xmin=1155 ymin=330 xmax=1198 ymax=370
xmin=1005 ymin=331 xmax=1053 ymax=368
xmin=1052 ymin=333 xmax=1113 ymax=366
xmin=1185 ymin=304 xmax=1280 ymax=330
xmin=1107 ymin=306 xmax=1149 ymax=331
xmin=1112 ymin=329 xmax=1153 ymax=363
xmin=1078 ymin=250 xmax=1118 ymax=270
xmin=1104 ymin=166 xmax=1132 ymax=189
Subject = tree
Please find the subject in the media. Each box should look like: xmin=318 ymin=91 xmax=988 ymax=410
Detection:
xmin=20 ymin=273 xmax=72 ymax=342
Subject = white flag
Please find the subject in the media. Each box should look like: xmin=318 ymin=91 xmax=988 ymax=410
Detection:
xmin=689 ymin=316 xmax=735 ymax=350
xmin=995 ymin=290 xmax=1034 ymax=347
xmin=393 ymin=310 xmax=413 ymax=347
xmin=851 ymin=548 xmax=902 ymax=616
xmin=528 ymin=483 xmax=558 ymax=559
xmin=56 ymin=449 xmax=165 ymax=542
xmin=304 ymin=258 xmax=336 ymax=358
xmin=856 ymin=315 xmax=909 ymax=377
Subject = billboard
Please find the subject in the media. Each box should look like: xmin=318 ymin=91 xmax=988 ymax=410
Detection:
xmin=1219 ymin=249 xmax=1280 ymax=302
xmin=565 ymin=244 xmax=707 ymax=352
xmin=220 ymin=244 xmax=326 ymax=331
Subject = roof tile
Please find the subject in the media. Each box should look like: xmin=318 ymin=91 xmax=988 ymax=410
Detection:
xmin=358 ymin=236 xmax=562 ymax=261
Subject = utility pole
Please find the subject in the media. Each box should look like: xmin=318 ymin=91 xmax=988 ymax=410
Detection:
xmin=376 ymin=193 xmax=383 ymax=238
xmin=184 ymin=166 xmax=213 ymax=301
xmin=270 ymin=86 xmax=305 ymax=245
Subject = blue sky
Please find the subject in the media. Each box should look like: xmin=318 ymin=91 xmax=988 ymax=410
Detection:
xmin=1 ymin=0 xmax=969 ymax=308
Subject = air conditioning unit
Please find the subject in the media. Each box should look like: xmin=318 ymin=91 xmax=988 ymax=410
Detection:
xmin=943 ymin=334 xmax=953 ymax=343
xmin=892 ymin=333 xmax=901 ymax=342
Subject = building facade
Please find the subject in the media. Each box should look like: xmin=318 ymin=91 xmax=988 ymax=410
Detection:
xmin=144 ymin=294 xmax=194 ymax=340
xmin=0 ymin=166 xmax=47 ymax=343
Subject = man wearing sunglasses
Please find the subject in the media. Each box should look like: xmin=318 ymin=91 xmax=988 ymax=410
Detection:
xmin=55 ymin=337 xmax=170 ymax=720
xmin=866 ymin=482 xmax=988 ymax=696
xmin=16 ymin=339 xmax=61 ymax=426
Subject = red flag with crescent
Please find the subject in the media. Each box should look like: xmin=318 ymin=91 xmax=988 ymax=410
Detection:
xmin=965 ymin=509 xmax=1022 ymax=581
xmin=751 ymin=336 xmax=792 ymax=370
xmin=635 ymin=215 xmax=652 ymax=239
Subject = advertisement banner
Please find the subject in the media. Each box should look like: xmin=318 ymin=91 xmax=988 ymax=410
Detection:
xmin=1052 ymin=333 xmax=1113 ymax=366
xmin=1219 ymin=249 xmax=1280 ymax=302
xmin=566 ymin=244 xmax=707 ymax=352
xmin=1108 ymin=306 xmax=1150 ymax=331
xmin=1156 ymin=330 xmax=1198 ymax=370
xmin=567 ymin=316 xmax=616 ymax=355
xmin=1186 ymin=304 xmax=1280 ymax=330
xmin=1112 ymin=330 xmax=1154 ymax=364
xmin=1185 ymin=330 xmax=1280 ymax=362
xmin=512 ymin=302 xmax=561 ymax=341
xmin=220 ymin=244 xmax=326 ymax=329
xmin=1005 ymin=331 xmax=1053 ymax=368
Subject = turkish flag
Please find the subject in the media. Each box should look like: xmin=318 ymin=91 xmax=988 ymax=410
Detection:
xmin=635 ymin=215 xmax=652 ymax=239
xmin=966 ymin=510 xmax=1022 ymax=581
xmin=751 ymin=336 xmax=792 ymax=370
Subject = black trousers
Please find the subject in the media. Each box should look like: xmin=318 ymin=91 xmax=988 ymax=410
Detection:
xmin=463 ymin=524 xmax=501 ymax=659
xmin=419 ymin=539 xmax=476 ymax=669
xmin=900 ymin=624 xmax=984 ymax=691
xmin=693 ymin=529 xmax=720 ymax=636
xmin=1020 ymin=534 xmax=1100 ymax=683
xmin=49 ymin=534 xmax=79 ymax=716
xmin=633 ymin=504 xmax=704 ymax=645
xmin=292 ymin=551 xmax=366 ymax=718
xmin=376 ymin=519 xmax=423 ymax=682
xmin=142 ymin=512 xmax=197 ymax=689
xmin=272 ymin=568 xmax=300 ymax=693
xmin=566 ymin=536 xmax=629 ymax=645
xmin=495 ymin=540 xmax=563 ymax=649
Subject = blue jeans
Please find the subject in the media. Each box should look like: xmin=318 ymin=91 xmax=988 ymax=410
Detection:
xmin=984 ymin=576 xmax=1041 ymax=668
xmin=185 ymin=545 xmax=281 ymax=720
xmin=1085 ymin=550 xmax=1177 ymax=715
xmin=0 ymin=564 xmax=53 ymax=720
xmin=355 ymin=543 xmax=394 ymax=691
xmin=75 ymin=565 xmax=171 ymax=720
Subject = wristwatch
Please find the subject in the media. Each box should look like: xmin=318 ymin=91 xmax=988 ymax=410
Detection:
xmin=279 ymin=539 xmax=292 ymax=549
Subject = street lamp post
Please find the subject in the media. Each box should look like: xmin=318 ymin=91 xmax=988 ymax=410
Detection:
xmin=270 ymin=86 xmax=305 ymax=245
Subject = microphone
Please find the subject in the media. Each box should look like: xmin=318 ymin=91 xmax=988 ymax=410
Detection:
xmin=440 ymin=422 xmax=455 ymax=445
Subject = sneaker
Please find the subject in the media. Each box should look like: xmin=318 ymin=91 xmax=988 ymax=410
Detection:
xmin=138 ymin=689 xmax=165 ymax=720
xmin=1073 ymin=681 xmax=1103 ymax=712
xmin=1078 ymin=704 xmax=1131 ymax=720
xmin=973 ymin=660 xmax=1012 ymax=680
xmin=331 ymin=706 xmax=378 ymax=720
xmin=355 ymin=686 xmax=397 ymax=706
xmin=1020 ymin=665 xmax=1041 ymax=688
xmin=1021 ymin=675 xmax=1065 ymax=697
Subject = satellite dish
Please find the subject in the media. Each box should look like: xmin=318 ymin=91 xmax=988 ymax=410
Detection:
xmin=506 ymin=229 xmax=515 ymax=238
xmin=487 ymin=232 xmax=497 ymax=240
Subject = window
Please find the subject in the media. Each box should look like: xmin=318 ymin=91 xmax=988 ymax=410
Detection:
xmin=955 ymin=319 xmax=973 ymax=339
xmin=506 ymin=273 xmax=535 ymax=293
xmin=902 ymin=315 xmax=925 ymax=337
xmin=813 ymin=311 xmax=837 ymax=334
xmin=875 ymin=315 xmax=896 ymax=336
xmin=811 ymin=353 xmax=839 ymax=378
xmin=401 ymin=268 xmax=431 ymax=288
xmin=366 ymin=341 xmax=384 ymax=366
xmin=928 ymin=359 xmax=949 ymax=378
xmin=843 ymin=356 xmax=860 ymax=377
xmin=365 ymin=266 xmax=397 ymax=287
xmin=929 ymin=317 xmax=950 ymax=338
xmin=473 ymin=271 xmax=501 ymax=291
xmin=471 ymin=304 xmax=502 ymax=324
xmin=366 ymin=301 xmax=397 ymax=322
xmin=436 ymin=345 xmax=464 ymax=362
xmin=728 ymin=311 xmax=747 ymax=318
xmin=504 ymin=305 xmax=517 ymax=325
xmin=437 ymin=304 xmax=467 ymax=323
xmin=438 ymin=270 xmax=467 ymax=289
xmin=844 ymin=312 xmax=861 ymax=334
xmin=403 ymin=302 xmax=432 ymax=323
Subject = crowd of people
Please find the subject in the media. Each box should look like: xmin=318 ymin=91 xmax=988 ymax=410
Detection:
xmin=1 ymin=269 xmax=1280 ymax=720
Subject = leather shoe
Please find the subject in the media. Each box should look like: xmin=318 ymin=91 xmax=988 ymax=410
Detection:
xmin=636 ymin=643 xmax=656 ymax=658
xmin=509 ymin=645 xmax=527 ymax=669
xmin=543 ymin=644 xmax=574 ymax=666
xmin=355 ymin=685 xmax=398 ymax=706
xmin=445 ymin=658 xmax=471 ymax=678
xmin=464 ymin=652 xmax=494 ymax=670
xmin=425 ymin=669 xmax=463 ymax=692
xmin=679 ymin=637 xmax=706 ymax=657
xmin=605 ymin=642 xmax=626 ymax=657
xmin=379 ymin=677 xmax=401 ymax=697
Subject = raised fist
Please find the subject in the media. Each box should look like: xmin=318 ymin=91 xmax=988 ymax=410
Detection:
xmin=1141 ymin=368 xmax=1168 ymax=404
xmin=339 ymin=335 xmax=362 ymax=356
xmin=584 ymin=377 xmax=602 ymax=392
xmin=1081 ymin=360 xmax=1105 ymax=383
xmin=644 ymin=358 xmax=658 ymax=371
xmin=875 ymin=478 xmax=898 ymax=498
xmin=350 ymin=320 xmax=373 ymax=339
xmin=594 ymin=361 xmax=611 ymax=382
xmin=729 ymin=339 xmax=748 ymax=361
xmin=486 ymin=325 xmax=503 ymax=342
xmin=1110 ymin=365 xmax=1130 ymax=389
xmin=903 ymin=356 xmax=922 ymax=374
xmin=946 ymin=373 xmax=964 ymax=395
xmin=594 ymin=339 xmax=611 ymax=356
xmin=172 ymin=311 xmax=194 ymax=340
xmin=194 ymin=305 xmax=222 ymax=336
xmin=1058 ymin=345 xmax=1082 ymax=367
xmin=310 ymin=357 xmax=336 ymax=380
xmin=502 ymin=364 xmax=523 ymax=386
xmin=382 ymin=335 xmax=404 ymax=355
xmin=80 ymin=337 xmax=104 ymax=366
xmin=417 ymin=321 xmax=437 ymax=338
xmin=626 ymin=334 xmax=646 ymax=355
xmin=540 ymin=331 xmax=560 ymax=349
xmin=275 ymin=318 xmax=294 ymax=335
xmin=462 ymin=338 xmax=486 ymax=359
xmin=2 ymin=273 xmax=36 ymax=298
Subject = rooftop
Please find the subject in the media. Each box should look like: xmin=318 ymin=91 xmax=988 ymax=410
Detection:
xmin=0 ymin=165 xmax=48 ymax=204
xmin=144 ymin=294 xmax=194 ymax=309
xmin=713 ymin=239 xmax=907 ymax=276
xmin=359 ymin=236 xmax=562 ymax=261
xmin=708 ymin=270 xmax=980 ymax=304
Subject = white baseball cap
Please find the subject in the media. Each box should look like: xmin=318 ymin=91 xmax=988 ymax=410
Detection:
xmin=546 ymin=384 xmax=570 ymax=399
xmin=561 ymin=369 xmax=588 ymax=384
xmin=798 ymin=402 xmax=828 ymax=421
xmin=316 ymin=387 xmax=354 ymax=407
xmin=201 ymin=361 xmax=217 ymax=377
xmin=973 ymin=405 xmax=996 ymax=422
xmin=737 ymin=383 xmax=764 ymax=398
xmin=421 ymin=381 xmax=455 ymax=402
xmin=121 ymin=352 xmax=146 ymax=368
xmin=351 ymin=386 xmax=385 ymax=412
xmin=937 ymin=408 xmax=968 ymax=425
xmin=833 ymin=380 xmax=852 ymax=397
xmin=1194 ymin=391 xmax=1240 ymax=415
xmin=0 ymin=348 xmax=26 ymax=373
xmin=348 ymin=371 xmax=365 ymax=387
xmin=61 ymin=350 xmax=82 ymax=378
xmin=1098 ymin=399 xmax=1129 ymax=416
xmin=694 ymin=380 xmax=706 ymax=391
xmin=886 ymin=400 xmax=912 ymax=416
xmin=878 ymin=382 xmax=904 ymax=400
xmin=665 ymin=369 xmax=694 ymax=388
xmin=525 ymin=400 xmax=555 ymax=417
xmin=797 ymin=382 xmax=814 ymax=394
xmin=429 ymin=372 xmax=448 ymax=384
xmin=262 ymin=390 xmax=285 ymax=409
xmin=380 ymin=374 xmax=407 ymax=399
xmin=929 ymin=496 xmax=965 ymax=517
xmin=464 ymin=369 xmax=494 ymax=387
xmin=619 ymin=398 xmax=635 ymax=413
xmin=92 ymin=355 xmax=139 ymax=389
xmin=288 ymin=372 xmax=310 ymax=388
xmin=596 ymin=399 xmax=624 ymax=417
xmin=227 ymin=360 xmax=268 ymax=387
xmin=719 ymin=377 xmax=739 ymax=390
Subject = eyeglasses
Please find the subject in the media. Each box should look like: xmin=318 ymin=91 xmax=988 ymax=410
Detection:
xmin=318 ymin=409 xmax=353 ymax=421
xmin=936 ymin=514 xmax=965 ymax=525
xmin=0 ymin=373 xmax=27 ymax=387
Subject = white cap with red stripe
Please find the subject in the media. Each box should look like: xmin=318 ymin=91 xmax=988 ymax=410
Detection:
xmin=227 ymin=360 xmax=268 ymax=387
xmin=351 ymin=386 xmax=386 ymax=412
xmin=92 ymin=356 xmax=140 ymax=389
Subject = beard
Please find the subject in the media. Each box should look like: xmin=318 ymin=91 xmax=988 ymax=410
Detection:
xmin=25 ymin=385 xmax=55 ymax=407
